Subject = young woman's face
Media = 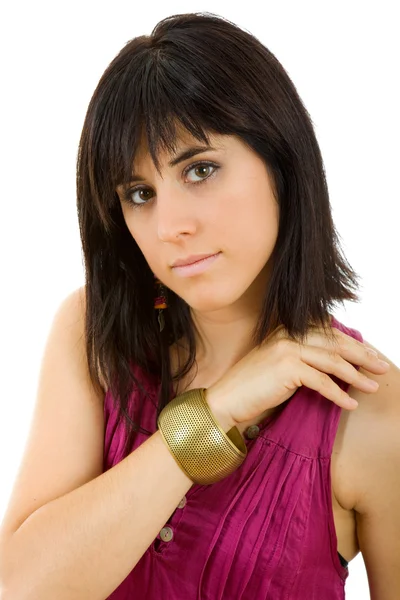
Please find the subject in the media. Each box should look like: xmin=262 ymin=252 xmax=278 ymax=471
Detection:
xmin=116 ymin=128 xmax=280 ymax=315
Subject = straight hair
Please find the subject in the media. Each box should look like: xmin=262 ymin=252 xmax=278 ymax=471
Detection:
xmin=76 ymin=11 xmax=361 ymax=456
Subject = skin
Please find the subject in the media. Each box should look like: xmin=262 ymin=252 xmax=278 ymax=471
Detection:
xmin=117 ymin=126 xmax=400 ymax=598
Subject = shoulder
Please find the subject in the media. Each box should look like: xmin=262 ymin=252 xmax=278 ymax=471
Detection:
xmin=58 ymin=285 xmax=107 ymax=395
xmin=335 ymin=337 xmax=400 ymax=512
xmin=336 ymin=340 xmax=400 ymax=592
xmin=56 ymin=285 xmax=87 ymax=335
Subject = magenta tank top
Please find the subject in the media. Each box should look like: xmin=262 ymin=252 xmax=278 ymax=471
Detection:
xmin=103 ymin=316 xmax=362 ymax=599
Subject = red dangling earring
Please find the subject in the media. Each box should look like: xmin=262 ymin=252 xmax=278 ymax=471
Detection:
xmin=154 ymin=275 xmax=168 ymax=332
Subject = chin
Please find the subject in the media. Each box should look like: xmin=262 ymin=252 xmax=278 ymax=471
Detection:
xmin=183 ymin=288 xmax=244 ymax=314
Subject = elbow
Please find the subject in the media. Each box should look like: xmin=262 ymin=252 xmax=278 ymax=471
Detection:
xmin=0 ymin=574 xmax=22 ymax=600
xmin=0 ymin=577 xmax=19 ymax=600
xmin=0 ymin=544 xmax=11 ymax=600
xmin=0 ymin=578 xmax=36 ymax=600
xmin=0 ymin=537 xmax=25 ymax=600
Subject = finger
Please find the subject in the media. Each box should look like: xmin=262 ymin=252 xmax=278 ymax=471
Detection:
xmin=300 ymin=329 xmax=390 ymax=376
xmin=298 ymin=344 xmax=381 ymax=396
xmin=298 ymin=362 xmax=359 ymax=410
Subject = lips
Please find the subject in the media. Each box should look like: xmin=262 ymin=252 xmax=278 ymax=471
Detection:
xmin=171 ymin=252 xmax=221 ymax=277
xmin=171 ymin=252 xmax=219 ymax=268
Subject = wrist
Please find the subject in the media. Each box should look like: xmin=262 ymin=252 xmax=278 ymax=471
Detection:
xmin=204 ymin=385 xmax=237 ymax=433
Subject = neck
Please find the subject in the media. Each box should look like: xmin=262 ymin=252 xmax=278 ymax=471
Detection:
xmin=190 ymin=308 xmax=258 ymax=375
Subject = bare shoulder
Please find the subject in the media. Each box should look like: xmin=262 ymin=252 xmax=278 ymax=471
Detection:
xmin=63 ymin=285 xmax=107 ymax=394
xmin=0 ymin=285 xmax=106 ymax=538
xmin=333 ymin=339 xmax=400 ymax=511
xmin=335 ymin=342 xmax=400 ymax=590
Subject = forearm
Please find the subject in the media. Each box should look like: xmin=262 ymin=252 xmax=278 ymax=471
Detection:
xmin=1 ymin=430 xmax=193 ymax=600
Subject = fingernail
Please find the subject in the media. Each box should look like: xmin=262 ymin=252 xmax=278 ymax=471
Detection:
xmin=378 ymin=359 xmax=390 ymax=368
xmin=366 ymin=348 xmax=378 ymax=356
xmin=366 ymin=379 xmax=379 ymax=390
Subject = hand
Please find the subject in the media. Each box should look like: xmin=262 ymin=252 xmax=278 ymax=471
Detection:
xmin=205 ymin=324 xmax=390 ymax=430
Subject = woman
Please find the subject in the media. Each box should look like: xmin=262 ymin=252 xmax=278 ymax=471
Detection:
xmin=0 ymin=11 xmax=399 ymax=600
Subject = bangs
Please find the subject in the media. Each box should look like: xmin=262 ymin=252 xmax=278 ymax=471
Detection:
xmin=118 ymin=114 xmax=214 ymax=190
xmin=95 ymin=49 xmax=236 ymax=197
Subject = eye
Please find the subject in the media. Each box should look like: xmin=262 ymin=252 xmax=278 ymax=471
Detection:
xmin=185 ymin=162 xmax=217 ymax=184
xmin=122 ymin=160 xmax=220 ymax=209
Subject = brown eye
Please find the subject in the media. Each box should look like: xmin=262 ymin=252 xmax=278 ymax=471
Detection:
xmin=191 ymin=165 xmax=211 ymax=179
xmin=124 ymin=187 xmax=154 ymax=207
xmin=184 ymin=162 xmax=218 ymax=184
xmin=136 ymin=189 xmax=153 ymax=202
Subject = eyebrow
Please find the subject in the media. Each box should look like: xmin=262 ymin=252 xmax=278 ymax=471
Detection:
xmin=126 ymin=144 xmax=218 ymax=184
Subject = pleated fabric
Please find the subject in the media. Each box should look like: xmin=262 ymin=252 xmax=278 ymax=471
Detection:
xmin=103 ymin=316 xmax=362 ymax=599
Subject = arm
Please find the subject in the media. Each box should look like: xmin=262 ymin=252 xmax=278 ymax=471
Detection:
xmin=0 ymin=288 xmax=193 ymax=600
xmin=1 ymin=432 xmax=193 ymax=600
xmin=347 ymin=341 xmax=400 ymax=599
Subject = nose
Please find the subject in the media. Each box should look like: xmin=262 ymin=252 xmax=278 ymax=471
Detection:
xmin=156 ymin=187 xmax=198 ymax=242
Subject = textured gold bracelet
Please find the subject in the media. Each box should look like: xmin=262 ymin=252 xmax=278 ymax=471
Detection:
xmin=157 ymin=388 xmax=247 ymax=485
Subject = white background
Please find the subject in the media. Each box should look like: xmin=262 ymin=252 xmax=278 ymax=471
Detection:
xmin=0 ymin=1 xmax=399 ymax=598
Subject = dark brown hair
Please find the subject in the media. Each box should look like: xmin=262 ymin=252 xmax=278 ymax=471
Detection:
xmin=76 ymin=11 xmax=361 ymax=456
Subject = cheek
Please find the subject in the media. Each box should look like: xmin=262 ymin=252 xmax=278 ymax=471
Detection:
xmin=225 ymin=193 xmax=279 ymax=251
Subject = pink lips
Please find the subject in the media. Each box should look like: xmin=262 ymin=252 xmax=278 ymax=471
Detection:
xmin=172 ymin=253 xmax=218 ymax=267
xmin=171 ymin=252 xmax=221 ymax=277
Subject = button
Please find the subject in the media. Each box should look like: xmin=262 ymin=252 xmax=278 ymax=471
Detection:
xmin=245 ymin=424 xmax=260 ymax=439
xmin=177 ymin=496 xmax=187 ymax=509
xmin=159 ymin=526 xmax=174 ymax=542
